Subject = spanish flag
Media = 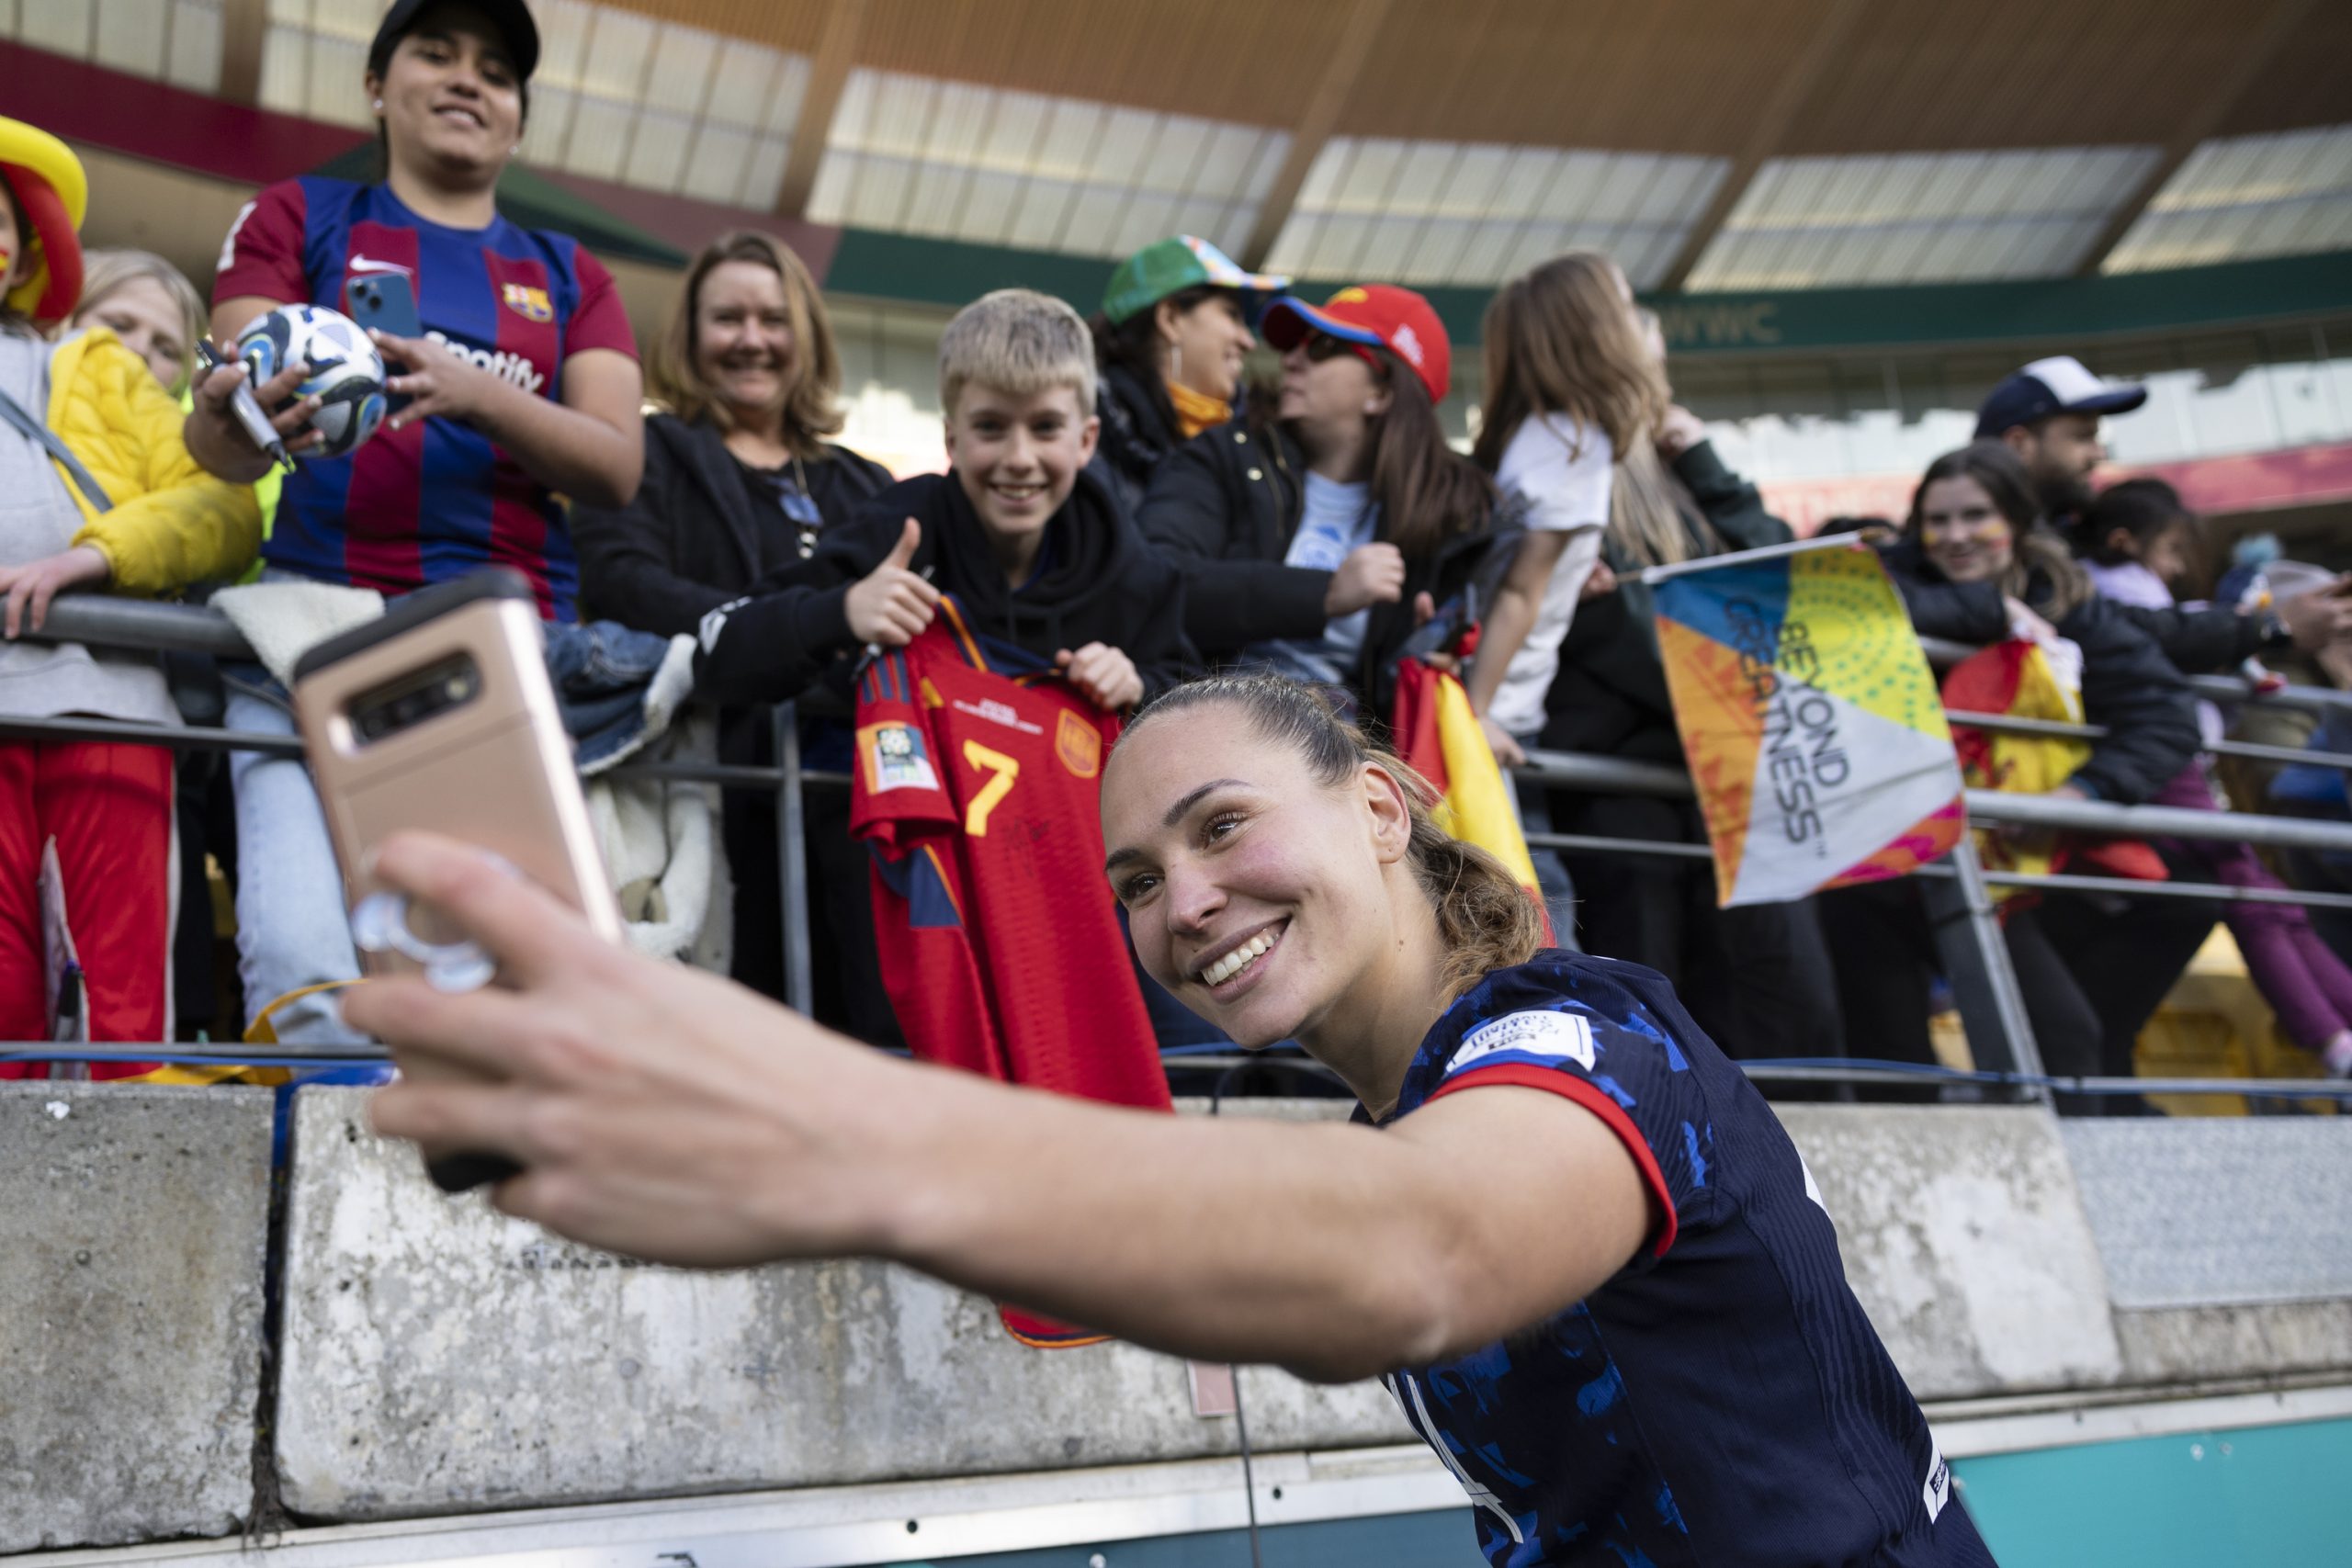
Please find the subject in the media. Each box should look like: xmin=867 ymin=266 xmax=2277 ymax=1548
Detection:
xmin=1391 ymin=639 xmax=1550 ymax=939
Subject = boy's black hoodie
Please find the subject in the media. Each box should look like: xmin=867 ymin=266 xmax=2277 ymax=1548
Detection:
xmin=694 ymin=466 xmax=1192 ymax=706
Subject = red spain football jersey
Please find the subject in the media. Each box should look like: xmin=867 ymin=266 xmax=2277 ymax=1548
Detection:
xmin=849 ymin=603 xmax=1172 ymax=1112
xmin=850 ymin=605 xmax=1172 ymax=1348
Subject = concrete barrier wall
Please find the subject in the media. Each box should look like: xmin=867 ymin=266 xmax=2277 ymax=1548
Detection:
xmin=2063 ymin=1118 xmax=2352 ymax=1388
xmin=0 ymin=1084 xmax=274 ymax=1555
xmin=8 ymin=1078 xmax=2349 ymax=1544
xmin=1776 ymin=1106 xmax=2126 ymax=1400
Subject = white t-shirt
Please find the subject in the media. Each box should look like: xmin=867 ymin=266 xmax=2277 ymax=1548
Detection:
xmin=1482 ymin=413 xmax=1613 ymax=737
xmin=1257 ymin=471 xmax=1379 ymax=684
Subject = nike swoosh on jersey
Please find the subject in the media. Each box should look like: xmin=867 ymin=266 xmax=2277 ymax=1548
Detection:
xmin=348 ymin=255 xmax=414 ymax=275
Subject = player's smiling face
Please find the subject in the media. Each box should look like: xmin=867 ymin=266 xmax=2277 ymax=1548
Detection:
xmin=1102 ymin=705 xmax=1408 ymax=1049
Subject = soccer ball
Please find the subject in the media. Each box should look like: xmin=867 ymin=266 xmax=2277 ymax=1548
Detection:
xmin=235 ymin=303 xmax=389 ymax=459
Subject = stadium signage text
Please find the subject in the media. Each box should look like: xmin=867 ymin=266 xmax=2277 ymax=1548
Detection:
xmin=1657 ymin=300 xmax=1782 ymax=349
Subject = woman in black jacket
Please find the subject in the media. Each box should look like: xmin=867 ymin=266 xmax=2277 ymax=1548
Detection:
xmin=574 ymin=231 xmax=890 ymax=632
xmin=571 ymin=231 xmax=891 ymax=1017
xmin=1136 ymin=283 xmax=1497 ymax=716
xmin=1824 ymin=442 xmax=2208 ymax=1110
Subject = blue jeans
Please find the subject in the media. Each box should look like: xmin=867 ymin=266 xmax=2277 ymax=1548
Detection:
xmin=224 ymin=680 xmax=365 ymax=1045
xmin=1508 ymin=728 xmax=1580 ymax=951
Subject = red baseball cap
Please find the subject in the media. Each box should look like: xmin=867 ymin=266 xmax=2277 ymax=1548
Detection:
xmin=1261 ymin=284 xmax=1451 ymax=404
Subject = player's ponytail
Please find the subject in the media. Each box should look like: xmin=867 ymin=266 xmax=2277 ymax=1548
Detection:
xmin=1125 ymin=676 xmax=1547 ymax=1000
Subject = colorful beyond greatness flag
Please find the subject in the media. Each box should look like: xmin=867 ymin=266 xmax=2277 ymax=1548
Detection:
xmin=1651 ymin=537 xmax=1963 ymax=907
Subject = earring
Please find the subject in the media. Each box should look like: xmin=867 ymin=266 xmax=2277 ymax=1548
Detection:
xmin=373 ymin=98 xmax=383 ymax=110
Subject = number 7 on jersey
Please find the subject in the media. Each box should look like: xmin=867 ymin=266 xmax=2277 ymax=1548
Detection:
xmin=962 ymin=739 xmax=1022 ymax=836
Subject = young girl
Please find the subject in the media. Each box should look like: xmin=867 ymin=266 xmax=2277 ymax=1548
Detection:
xmin=1464 ymin=252 xmax=1649 ymax=767
xmin=0 ymin=118 xmax=260 ymax=1066
xmin=1461 ymin=252 xmax=1658 ymax=938
xmin=199 ymin=0 xmax=643 ymax=1045
xmin=1510 ymin=280 xmax=1844 ymax=1067
xmin=68 ymin=249 xmax=209 ymax=400
xmin=2078 ymin=479 xmax=2352 ymax=1077
xmin=353 ymin=673 xmax=1996 ymax=1567
xmin=1136 ymin=282 xmax=1494 ymax=713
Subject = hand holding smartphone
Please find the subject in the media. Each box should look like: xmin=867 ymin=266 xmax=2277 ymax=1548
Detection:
xmin=345 ymin=270 xmax=422 ymax=418
xmin=292 ymin=570 xmax=621 ymax=1191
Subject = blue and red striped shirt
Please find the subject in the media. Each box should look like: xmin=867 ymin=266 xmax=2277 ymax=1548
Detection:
xmin=213 ymin=176 xmax=637 ymax=620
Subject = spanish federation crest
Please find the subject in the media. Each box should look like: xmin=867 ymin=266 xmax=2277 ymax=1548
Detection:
xmin=1056 ymin=709 xmax=1102 ymax=778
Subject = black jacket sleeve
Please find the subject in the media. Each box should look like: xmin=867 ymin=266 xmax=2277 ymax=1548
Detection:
xmin=1123 ymin=558 xmax=1196 ymax=701
xmin=689 ymin=520 xmax=896 ymax=706
xmin=2061 ymin=596 xmax=2203 ymax=806
xmin=1672 ymin=441 xmax=1790 ymax=551
xmin=571 ymin=436 xmax=740 ymax=637
xmin=1136 ymin=434 xmax=1329 ymax=654
xmin=2108 ymin=602 xmax=2267 ymax=674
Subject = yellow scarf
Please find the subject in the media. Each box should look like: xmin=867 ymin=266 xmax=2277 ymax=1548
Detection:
xmin=1167 ymin=378 xmax=1231 ymax=439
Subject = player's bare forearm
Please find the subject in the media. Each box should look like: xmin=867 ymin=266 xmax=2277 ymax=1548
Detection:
xmin=865 ymin=1077 xmax=1645 ymax=1382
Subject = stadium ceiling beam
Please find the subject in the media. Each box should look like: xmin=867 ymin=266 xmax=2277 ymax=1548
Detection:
xmin=2071 ymin=0 xmax=2321 ymax=277
xmin=1239 ymin=0 xmax=1397 ymax=272
xmin=218 ymin=0 xmax=266 ymax=106
xmin=774 ymin=0 xmax=870 ymax=220
xmin=1655 ymin=0 xmax=1871 ymax=295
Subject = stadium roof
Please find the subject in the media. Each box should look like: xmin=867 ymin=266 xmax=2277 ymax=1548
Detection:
xmin=14 ymin=0 xmax=2350 ymax=296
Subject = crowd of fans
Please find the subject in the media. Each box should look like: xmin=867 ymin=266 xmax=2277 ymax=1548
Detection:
xmin=5 ymin=0 xmax=2351 ymax=1108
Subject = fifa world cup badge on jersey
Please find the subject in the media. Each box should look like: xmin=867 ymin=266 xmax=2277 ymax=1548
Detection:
xmin=1055 ymin=710 xmax=1102 ymax=778
xmin=501 ymin=282 xmax=554 ymax=322
xmin=860 ymin=721 xmax=939 ymax=794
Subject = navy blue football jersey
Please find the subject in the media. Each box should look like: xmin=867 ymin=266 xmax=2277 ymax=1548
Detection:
xmin=1372 ymin=951 xmax=1997 ymax=1567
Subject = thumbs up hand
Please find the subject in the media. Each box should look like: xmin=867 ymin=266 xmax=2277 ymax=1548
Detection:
xmin=845 ymin=519 xmax=939 ymax=648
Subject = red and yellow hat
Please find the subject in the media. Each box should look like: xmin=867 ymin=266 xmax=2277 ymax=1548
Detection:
xmin=1261 ymin=283 xmax=1451 ymax=404
xmin=0 ymin=116 xmax=87 ymax=326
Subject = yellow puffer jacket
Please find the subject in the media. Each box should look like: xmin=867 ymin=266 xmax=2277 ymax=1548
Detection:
xmin=44 ymin=327 xmax=260 ymax=593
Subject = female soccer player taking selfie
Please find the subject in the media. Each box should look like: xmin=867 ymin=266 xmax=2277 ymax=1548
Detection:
xmin=354 ymin=674 xmax=1996 ymax=1567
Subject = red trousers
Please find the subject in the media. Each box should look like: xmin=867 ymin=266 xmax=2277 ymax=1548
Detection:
xmin=0 ymin=740 xmax=173 ymax=1077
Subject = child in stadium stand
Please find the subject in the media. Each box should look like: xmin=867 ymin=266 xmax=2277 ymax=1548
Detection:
xmin=693 ymin=288 xmax=1188 ymax=710
xmin=355 ymin=673 xmax=1998 ymax=1567
xmin=192 ymin=0 xmax=644 ymax=1047
xmin=0 ymin=118 xmax=261 ymax=1064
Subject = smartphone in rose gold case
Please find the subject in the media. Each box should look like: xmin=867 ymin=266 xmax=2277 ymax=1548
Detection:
xmin=292 ymin=569 xmax=621 ymax=1190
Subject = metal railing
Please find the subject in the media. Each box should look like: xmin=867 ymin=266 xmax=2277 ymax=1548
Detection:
xmin=8 ymin=596 xmax=2352 ymax=1106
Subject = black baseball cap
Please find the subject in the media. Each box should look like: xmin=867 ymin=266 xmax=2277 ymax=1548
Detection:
xmin=1974 ymin=355 xmax=2147 ymax=438
xmin=369 ymin=0 xmax=540 ymax=83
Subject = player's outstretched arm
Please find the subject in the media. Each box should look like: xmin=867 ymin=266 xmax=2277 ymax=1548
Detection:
xmin=353 ymin=833 xmax=1649 ymax=1384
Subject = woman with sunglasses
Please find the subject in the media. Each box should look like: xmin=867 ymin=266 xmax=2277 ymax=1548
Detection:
xmin=1137 ymin=285 xmax=1495 ymax=713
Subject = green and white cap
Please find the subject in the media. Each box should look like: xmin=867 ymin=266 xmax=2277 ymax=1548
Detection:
xmin=1102 ymin=236 xmax=1289 ymax=326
